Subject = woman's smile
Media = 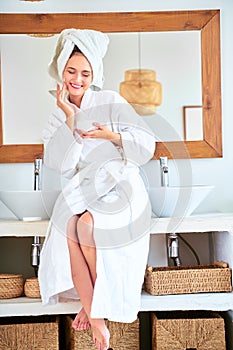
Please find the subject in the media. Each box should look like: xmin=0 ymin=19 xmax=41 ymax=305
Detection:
xmin=70 ymin=83 xmax=83 ymax=89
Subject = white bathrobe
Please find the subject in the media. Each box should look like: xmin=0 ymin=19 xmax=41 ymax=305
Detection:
xmin=38 ymin=89 xmax=155 ymax=322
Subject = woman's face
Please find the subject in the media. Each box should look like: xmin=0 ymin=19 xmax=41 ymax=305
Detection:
xmin=63 ymin=52 xmax=93 ymax=99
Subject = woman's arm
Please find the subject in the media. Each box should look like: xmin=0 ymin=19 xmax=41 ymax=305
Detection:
xmin=42 ymin=112 xmax=83 ymax=179
xmin=78 ymin=122 xmax=122 ymax=147
xmin=42 ymin=83 xmax=84 ymax=178
xmin=73 ymin=91 xmax=155 ymax=166
xmin=111 ymin=95 xmax=156 ymax=166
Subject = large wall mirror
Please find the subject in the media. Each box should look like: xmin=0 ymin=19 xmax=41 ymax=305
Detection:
xmin=0 ymin=11 xmax=222 ymax=162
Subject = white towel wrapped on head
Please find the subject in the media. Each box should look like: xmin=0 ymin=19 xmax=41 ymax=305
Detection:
xmin=48 ymin=29 xmax=109 ymax=90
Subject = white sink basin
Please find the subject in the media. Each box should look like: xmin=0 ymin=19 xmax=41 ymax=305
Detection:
xmin=148 ymin=185 xmax=214 ymax=218
xmin=0 ymin=190 xmax=60 ymax=220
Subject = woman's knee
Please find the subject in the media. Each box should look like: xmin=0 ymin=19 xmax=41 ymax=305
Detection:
xmin=77 ymin=211 xmax=94 ymax=247
xmin=77 ymin=211 xmax=93 ymax=229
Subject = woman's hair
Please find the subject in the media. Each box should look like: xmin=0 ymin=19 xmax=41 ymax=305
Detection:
xmin=69 ymin=45 xmax=83 ymax=59
xmin=68 ymin=45 xmax=93 ymax=77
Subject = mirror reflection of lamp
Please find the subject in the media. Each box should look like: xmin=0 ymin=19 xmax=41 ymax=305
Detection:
xmin=27 ymin=34 xmax=55 ymax=38
xmin=120 ymin=69 xmax=162 ymax=115
xmin=120 ymin=33 xmax=162 ymax=116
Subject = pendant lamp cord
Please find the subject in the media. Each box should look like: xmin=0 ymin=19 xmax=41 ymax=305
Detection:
xmin=138 ymin=32 xmax=142 ymax=86
xmin=138 ymin=32 xmax=142 ymax=72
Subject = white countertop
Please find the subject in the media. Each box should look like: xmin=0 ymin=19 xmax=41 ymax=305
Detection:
xmin=1 ymin=212 xmax=233 ymax=237
xmin=0 ymin=219 xmax=49 ymax=237
xmin=150 ymin=212 xmax=233 ymax=233
xmin=1 ymin=292 xmax=232 ymax=317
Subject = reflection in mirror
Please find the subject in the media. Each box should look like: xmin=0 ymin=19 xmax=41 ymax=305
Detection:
xmin=0 ymin=11 xmax=222 ymax=161
xmin=1 ymin=31 xmax=201 ymax=144
xmin=183 ymin=106 xmax=203 ymax=141
xmin=106 ymin=32 xmax=202 ymax=142
xmin=1 ymin=34 xmax=57 ymax=144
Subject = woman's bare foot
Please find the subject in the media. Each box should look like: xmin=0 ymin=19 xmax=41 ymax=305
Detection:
xmin=91 ymin=319 xmax=110 ymax=350
xmin=72 ymin=307 xmax=91 ymax=331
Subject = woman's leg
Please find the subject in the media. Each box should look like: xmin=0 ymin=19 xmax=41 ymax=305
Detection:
xmin=66 ymin=215 xmax=92 ymax=330
xmin=67 ymin=213 xmax=110 ymax=350
xmin=76 ymin=211 xmax=97 ymax=283
xmin=68 ymin=212 xmax=96 ymax=330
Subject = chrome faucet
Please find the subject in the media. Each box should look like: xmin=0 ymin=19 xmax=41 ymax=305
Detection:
xmin=159 ymin=157 xmax=181 ymax=266
xmin=160 ymin=156 xmax=169 ymax=187
xmin=34 ymin=158 xmax=42 ymax=191
xmin=31 ymin=236 xmax=42 ymax=277
xmin=168 ymin=233 xmax=181 ymax=266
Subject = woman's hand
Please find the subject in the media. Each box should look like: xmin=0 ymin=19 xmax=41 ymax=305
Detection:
xmin=78 ymin=123 xmax=122 ymax=146
xmin=57 ymin=83 xmax=76 ymax=131
xmin=57 ymin=83 xmax=75 ymax=119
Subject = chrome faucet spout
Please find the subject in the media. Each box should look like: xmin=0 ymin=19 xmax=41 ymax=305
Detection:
xmin=160 ymin=156 xmax=169 ymax=187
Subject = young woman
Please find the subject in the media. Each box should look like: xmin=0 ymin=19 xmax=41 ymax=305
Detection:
xmin=39 ymin=29 xmax=155 ymax=350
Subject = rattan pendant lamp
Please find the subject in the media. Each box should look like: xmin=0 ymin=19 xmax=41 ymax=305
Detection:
xmin=120 ymin=33 xmax=162 ymax=115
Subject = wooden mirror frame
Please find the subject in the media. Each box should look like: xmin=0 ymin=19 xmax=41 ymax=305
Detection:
xmin=0 ymin=10 xmax=222 ymax=162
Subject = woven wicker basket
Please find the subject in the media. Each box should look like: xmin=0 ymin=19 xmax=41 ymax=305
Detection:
xmin=0 ymin=273 xmax=23 ymax=299
xmin=152 ymin=311 xmax=226 ymax=350
xmin=64 ymin=316 xmax=140 ymax=350
xmin=24 ymin=277 xmax=41 ymax=298
xmin=0 ymin=316 xmax=59 ymax=350
xmin=145 ymin=264 xmax=232 ymax=295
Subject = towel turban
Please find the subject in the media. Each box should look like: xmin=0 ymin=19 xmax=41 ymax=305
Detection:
xmin=48 ymin=28 xmax=109 ymax=90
